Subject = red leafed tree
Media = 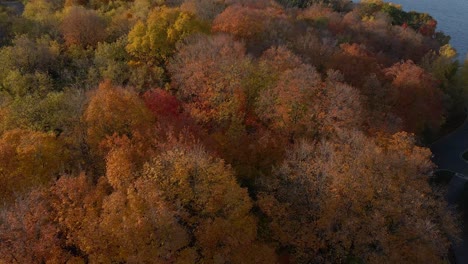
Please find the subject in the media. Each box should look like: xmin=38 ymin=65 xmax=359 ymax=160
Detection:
xmin=143 ymin=88 xmax=181 ymax=119
xmin=142 ymin=88 xmax=203 ymax=141
xmin=384 ymin=60 xmax=445 ymax=134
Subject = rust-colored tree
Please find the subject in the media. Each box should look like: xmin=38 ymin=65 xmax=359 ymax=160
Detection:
xmin=258 ymin=131 xmax=458 ymax=263
xmin=82 ymin=80 xmax=154 ymax=155
xmin=168 ymin=34 xmax=249 ymax=131
xmin=60 ymin=6 xmax=106 ymax=48
xmin=0 ymin=188 xmax=74 ymax=263
xmin=384 ymin=60 xmax=445 ymax=134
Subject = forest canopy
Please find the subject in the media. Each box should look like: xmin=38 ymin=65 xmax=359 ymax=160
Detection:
xmin=0 ymin=0 xmax=466 ymax=263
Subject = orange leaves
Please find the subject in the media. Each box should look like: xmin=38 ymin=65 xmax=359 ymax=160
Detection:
xmin=142 ymin=146 xmax=276 ymax=262
xmin=255 ymin=47 xmax=363 ymax=140
xmin=169 ymin=35 xmax=249 ymax=130
xmin=83 ymin=80 xmax=154 ymax=154
xmin=212 ymin=3 xmax=290 ymax=53
xmin=212 ymin=5 xmax=269 ymax=39
xmin=0 ymin=129 xmax=67 ymax=203
xmin=105 ymin=140 xmax=136 ymax=190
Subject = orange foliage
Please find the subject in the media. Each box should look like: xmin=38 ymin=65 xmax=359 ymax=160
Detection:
xmin=83 ymin=80 xmax=154 ymax=154
xmin=169 ymin=35 xmax=249 ymax=132
xmin=0 ymin=129 xmax=67 ymax=204
xmin=212 ymin=5 xmax=270 ymax=39
xmin=142 ymin=146 xmax=277 ymax=263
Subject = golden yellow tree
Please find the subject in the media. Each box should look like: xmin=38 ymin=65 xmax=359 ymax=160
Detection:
xmin=142 ymin=146 xmax=277 ymax=263
xmin=0 ymin=129 xmax=67 ymax=204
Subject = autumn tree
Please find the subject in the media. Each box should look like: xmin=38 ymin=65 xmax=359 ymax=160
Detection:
xmin=41 ymin=173 xmax=109 ymax=263
xmin=60 ymin=6 xmax=106 ymax=48
xmin=82 ymin=80 xmax=154 ymax=155
xmin=384 ymin=60 xmax=445 ymax=134
xmin=0 ymin=129 xmax=68 ymax=204
xmin=168 ymin=34 xmax=249 ymax=133
xmin=0 ymin=188 xmax=74 ymax=263
xmin=168 ymin=34 xmax=269 ymax=179
xmin=142 ymin=145 xmax=277 ymax=263
xmin=212 ymin=3 xmax=292 ymax=54
xmin=258 ymin=131 xmax=458 ymax=263
xmin=255 ymin=47 xmax=363 ymax=141
xmin=322 ymin=70 xmax=363 ymax=134
xmin=126 ymin=6 xmax=208 ymax=66
xmin=44 ymin=171 xmax=188 ymax=263
xmin=255 ymin=59 xmax=323 ymax=140
xmin=212 ymin=5 xmax=271 ymax=40
xmin=327 ymin=43 xmax=381 ymax=87
xmin=95 ymin=178 xmax=192 ymax=263
xmin=142 ymin=88 xmax=202 ymax=137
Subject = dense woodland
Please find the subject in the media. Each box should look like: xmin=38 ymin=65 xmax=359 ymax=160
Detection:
xmin=0 ymin=0 xmax=467 ymax=263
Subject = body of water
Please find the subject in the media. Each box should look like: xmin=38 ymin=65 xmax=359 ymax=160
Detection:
xmin=356 ymin=0 xmax=468 ymax=60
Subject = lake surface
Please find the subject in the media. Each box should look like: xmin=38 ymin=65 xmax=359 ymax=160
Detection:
xmin=355 ymin=0 xmax=468 ymax=60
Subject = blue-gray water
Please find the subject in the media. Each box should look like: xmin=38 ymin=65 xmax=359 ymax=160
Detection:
xmin=356 ymin=0 xmax=468 ymax=60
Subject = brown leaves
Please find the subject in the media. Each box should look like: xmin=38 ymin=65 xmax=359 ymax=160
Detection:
xmin=60 ymin=6 xmax=106 ymax=48
xmin=384 ymin=60 xmax=445 ymax=134
xmin=258 ymin=132 xmax=458 ymax=263
xmin=0 ymin=188 xmax=74 ymax=264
